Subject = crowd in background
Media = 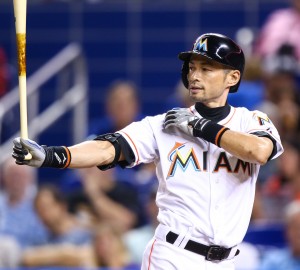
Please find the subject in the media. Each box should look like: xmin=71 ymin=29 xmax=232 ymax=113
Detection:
xmin=0 ymin=1 xmax=300 ymax=270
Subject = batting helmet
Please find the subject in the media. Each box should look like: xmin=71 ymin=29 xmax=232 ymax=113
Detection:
xmin=179 ymin=33 xmax=245 ymax=93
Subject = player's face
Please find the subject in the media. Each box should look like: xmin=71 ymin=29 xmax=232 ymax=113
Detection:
xmin=187 ymin=55 xmax=239 ymax=107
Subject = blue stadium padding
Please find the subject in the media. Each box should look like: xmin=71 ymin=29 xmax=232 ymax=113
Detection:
xmin=244 ymin=222 xmax=286 ymax=248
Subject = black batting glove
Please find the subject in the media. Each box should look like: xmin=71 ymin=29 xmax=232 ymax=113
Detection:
xmin=188 ymin=118 xmax=212 ymax=137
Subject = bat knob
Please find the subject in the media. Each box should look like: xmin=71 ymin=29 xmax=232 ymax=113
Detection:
xmin=24 ymin=152 xmax=32 ymax=160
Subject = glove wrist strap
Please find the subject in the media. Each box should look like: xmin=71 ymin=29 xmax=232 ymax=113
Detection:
xmin=42 ymin=146 xmax=71 ymax=169
xmin=193 ymin=121 xmax=229 ymax=147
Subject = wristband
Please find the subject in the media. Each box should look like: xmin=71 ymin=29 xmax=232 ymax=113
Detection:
xmin=42 ymin=146 xmax=71 ymax=169
xmin=192 ymin=119 xmax=229 ymax=147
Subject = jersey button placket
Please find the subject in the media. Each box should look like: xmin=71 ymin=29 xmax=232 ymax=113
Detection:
xmin=214 ymin=204 xmax=221 ymax=239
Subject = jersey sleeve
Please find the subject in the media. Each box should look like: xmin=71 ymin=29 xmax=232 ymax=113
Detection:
xmin=117 ymin=116 xmax=160 ymax=168
xmin=245 ymin=110 xmax=283 ymax=160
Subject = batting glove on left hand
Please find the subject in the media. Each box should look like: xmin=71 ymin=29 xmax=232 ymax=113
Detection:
xmin=12 ymin=137 xmax=46 ymax=167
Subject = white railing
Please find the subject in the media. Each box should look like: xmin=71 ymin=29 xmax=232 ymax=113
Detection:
xmin=0 ymin=43 xmax=88 ymax=165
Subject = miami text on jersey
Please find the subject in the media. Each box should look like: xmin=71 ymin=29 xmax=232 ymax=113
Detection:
xmin=167 ymin=142 xmax=252 ymax=178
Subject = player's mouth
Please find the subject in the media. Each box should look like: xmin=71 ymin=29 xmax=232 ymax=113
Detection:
xmin=189 ymin=86 xmax=204 ymax=93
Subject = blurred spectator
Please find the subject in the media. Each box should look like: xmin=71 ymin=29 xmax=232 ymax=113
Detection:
xmin=34 ymin=184 xmax=92 ymax=245
xmin=254 ymin=44 xmax=300 ymax=204
xmin=81 ymin=167 xmax=145 ymax=232
xmin=19 ymin=184 xmax=93 ymax=267
xmin=21 ymin=222 xmax=136 ymax=269
xmin=254 ymin=0 xmax=300 ymax=61
xmin=0 ymin=159 xmax=48 ymax=248
xmin=65 ymin=187 xmax=98 ymax=230
xmin=123 ymin=184 xmax=159 ymax=264
xmin=61 ymin=164 xmax=155 ymax=234
xmin=228 ymin=56 xmax=264 ymax=110
xmin=258 ymin=139 xmax=300 ymax=222
xmin=91 ymin=222 xmax=134 ymax=268
xmin=256 ymin=44 xmax=300 ymax=140
xmin=89 ymin=79 xmax=143 ymax=137
xmin=64 ymin=78 xmax=150 ymax=229
xmin=259 ymin=200 xmax=300 ymax=270
xmin=60 ymin=79 xmax=145 ymax=198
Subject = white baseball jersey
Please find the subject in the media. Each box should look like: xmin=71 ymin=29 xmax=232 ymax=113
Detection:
xmin=117 ymin=105 xmax=283 ymax=249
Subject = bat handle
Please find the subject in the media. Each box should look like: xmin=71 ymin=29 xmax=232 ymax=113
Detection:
xmin=18 ymin=76 xmax=32 ymax=161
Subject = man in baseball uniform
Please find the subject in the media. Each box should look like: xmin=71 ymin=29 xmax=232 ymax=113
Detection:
xmin=12 ymin=33 xmax=283 ymax=270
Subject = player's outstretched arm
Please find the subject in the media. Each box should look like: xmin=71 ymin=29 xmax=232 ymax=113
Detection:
xmin=164 ymin=108 xmax=274 ymax=165
xmin=12 ymin=137 xmax=120 ymax=169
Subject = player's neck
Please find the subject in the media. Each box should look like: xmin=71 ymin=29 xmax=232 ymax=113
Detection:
xmin=195 ymin=102 xmax=231 ymax=122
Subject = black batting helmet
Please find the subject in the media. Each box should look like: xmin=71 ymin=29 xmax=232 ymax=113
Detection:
xmin=179 ymin=33 xmax=245 ymax=93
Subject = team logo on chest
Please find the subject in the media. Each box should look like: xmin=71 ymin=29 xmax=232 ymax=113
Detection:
xmin=167 ymin=142 xmax=201 ymax=178
xmin=166 ymin=142 xmax=252 ymax=179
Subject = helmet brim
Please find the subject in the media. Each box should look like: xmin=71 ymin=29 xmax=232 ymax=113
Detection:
xmin=178 ymin=51 xmax=193 ymax=61
xmin=178 ymin=51 xmax=211 ymax=62
xmin=178 ymin=51 xmax=234 ymax=70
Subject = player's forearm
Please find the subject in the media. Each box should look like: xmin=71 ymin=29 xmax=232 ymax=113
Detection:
xmin=219 ymin=130 xmax=273 ymax=165
xmin=68 ymin=140 xmax=116 ymax=168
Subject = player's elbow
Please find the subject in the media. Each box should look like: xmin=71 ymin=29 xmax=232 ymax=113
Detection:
xmin=254 ymin=153 xmax=269 ymax=165
xmin=249 ymin=144 xmax=272 ymax=165
xmin=245 ymin=150 xmax=268 ymax=165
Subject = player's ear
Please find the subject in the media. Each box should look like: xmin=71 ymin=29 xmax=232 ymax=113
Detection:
xmin=226 ymin=70 xmax=240 ymax=88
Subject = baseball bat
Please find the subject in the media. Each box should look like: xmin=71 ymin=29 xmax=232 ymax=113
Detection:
xmin=13 ymin=0 xmax=32 ymax=160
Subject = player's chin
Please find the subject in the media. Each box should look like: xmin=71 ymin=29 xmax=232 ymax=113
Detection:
xmin=189 ymin=91 xmax=205 ymax=102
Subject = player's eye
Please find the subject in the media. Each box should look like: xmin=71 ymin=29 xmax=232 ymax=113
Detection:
xmin=201 ymin=67 xmax=211 ymax=72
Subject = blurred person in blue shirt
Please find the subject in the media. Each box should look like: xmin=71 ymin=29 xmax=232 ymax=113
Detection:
xmin=259 ymin=200 xmax=300 ymax=270
xmin=89 ymin=79 xmax=144 ymax=138
xmin=61 ymin=79 xmax=145 ymax=189
xmin=33 ymin=184 xmax=92 ymax=245
xmin=0 ymin=159 xmax=48 ymax=248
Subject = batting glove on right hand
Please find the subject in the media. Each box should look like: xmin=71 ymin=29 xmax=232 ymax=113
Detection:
xmin=163 ymin=108 xmax=199 ymax=136
xmin=164 ymin=108 xmax=228 ymax=147
xmin=12 ymin=137 xmax=46 ymax=167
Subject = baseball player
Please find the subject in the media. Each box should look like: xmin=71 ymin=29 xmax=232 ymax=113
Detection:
xmin=12 ymin=33 xmax=283 ymax=270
